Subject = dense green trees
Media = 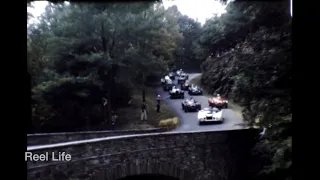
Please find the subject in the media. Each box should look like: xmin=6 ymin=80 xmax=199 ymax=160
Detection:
xmin=28 ymin=1 xmax=291 ymax=179
xmin=199 ymin=1 xmax=291 ymax=180
xmin=174 ymin=14 xmax=202 ymax=71
xmin=28 ymin=2 xmax=182 ymax=132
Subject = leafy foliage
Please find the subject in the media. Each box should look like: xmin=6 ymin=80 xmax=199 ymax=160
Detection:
xmin=173 ymin=14 xmax=202 ymax=71
xmin=28 ymin=2 xmax=182 ymax=132
xmin=28 ymin=1 xmax=291 ymax=179
xmin=199 ymin=1 xmax=291 ymax=179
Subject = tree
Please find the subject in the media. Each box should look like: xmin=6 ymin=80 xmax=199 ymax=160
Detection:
xmin=29 ymin=2 xmax=181 ymax=132
xmin=174 ymin=14 xmax=202 ymax=70
xmin=198 ymin=1 xmax=291 ymax=179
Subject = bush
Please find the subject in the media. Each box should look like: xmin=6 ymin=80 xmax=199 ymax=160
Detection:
xmin=158 ymin=117 xmax=179 ymax=130
xmin=31 ymin=76 xmax=132 ymax=133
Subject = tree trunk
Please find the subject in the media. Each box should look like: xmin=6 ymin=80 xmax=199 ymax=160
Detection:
xmin=142 ymin=72 xmax=146 ymax=102
xmin=100 ymin=21 xmax=113 ymax=128
xmin=107 ymin=70 xmax=112 ymax=128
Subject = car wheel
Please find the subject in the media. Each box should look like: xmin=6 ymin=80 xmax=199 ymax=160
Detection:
xmin=225 ymin=104 xmax=228 ymax=108
xmin=199 ymin=121 xmax=203 ymax=125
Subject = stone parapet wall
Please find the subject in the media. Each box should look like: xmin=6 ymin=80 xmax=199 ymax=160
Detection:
xmin=27 ymin=128 xmax=167 ymax=146
xmin=27 ymin=129 xmax=259 ymax=180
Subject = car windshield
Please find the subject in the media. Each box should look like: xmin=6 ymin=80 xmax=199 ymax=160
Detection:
xmin=203 ymin=107 xmax=219 ymax=113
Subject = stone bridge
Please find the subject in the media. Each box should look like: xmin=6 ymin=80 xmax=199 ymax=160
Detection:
xmin=27 ymin=128 xmax=259 ymax=180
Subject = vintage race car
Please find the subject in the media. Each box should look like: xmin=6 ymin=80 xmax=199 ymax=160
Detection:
xmin=182 ymin=99 xmax=201 ymax=112
xmin=208 ymin=96 xmax=228 ymax=109
xmin=164 ymin=76 xmax=172 ymax=83
xmin=163 ymin=82 xmax=174 ymax=91
xmin=176 ymin=69 xmax=183 ymax=76
xmin=180 ymin=72 xmax=189 ymax=79
xmin=169 ymin=88 xmax=184 ymax=99
xmin=160 ymin=78 xmax=165 ymax=85
xmin=198 ymin=107 xmax=223 ymax=124
xmin=168 ymin=72 xmax=175 ymax=80
xmin=181 ymin=82 xmax=191 ymax=90
xmin=177 ymin=75 xmax=188 ymax=84
xmin=188 ymin=86 xmax=203 ymax=95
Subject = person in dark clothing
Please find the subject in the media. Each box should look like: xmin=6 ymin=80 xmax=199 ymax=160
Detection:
xmin=142 ymin=91 xmax=146 ymax=102
xmin=141 ymin=102 xmax=147 ymax=120
xmin=156 ymin=95 xmax=161 ymax=113
xmin=111 ymin=111 xmax=118 ymax=126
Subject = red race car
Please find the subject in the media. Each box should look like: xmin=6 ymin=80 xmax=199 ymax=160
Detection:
xmin=181 ymin=82 xmax=191 ymax=90
xmin=208 ymin=94 xmax=228 ymax=109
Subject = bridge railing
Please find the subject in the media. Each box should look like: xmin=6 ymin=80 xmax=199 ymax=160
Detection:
xmin=27 ymin=128 xmax=260 ymax=180
xmin=27 ymin=128 xmax=167 ymax=146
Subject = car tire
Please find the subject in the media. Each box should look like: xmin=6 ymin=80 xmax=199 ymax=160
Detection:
xmin=225 ymin=104 xmax=228 ymax=108
xmin=199 ymin=121 xmax=203 ymax=125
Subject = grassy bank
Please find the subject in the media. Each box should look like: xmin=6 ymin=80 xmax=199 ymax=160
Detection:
xmin=189 ymin=75 xmax=244 ymax=120
xmin=114 ymin=87 xmax=178 ymax=130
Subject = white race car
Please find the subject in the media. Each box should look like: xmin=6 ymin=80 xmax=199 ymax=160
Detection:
xmin=198 ymin=107 xmax=223 ymax=124
xmin=164 ymin=76 xmax=172 ymax=84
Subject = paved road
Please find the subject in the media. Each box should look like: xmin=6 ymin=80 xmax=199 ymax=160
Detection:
xmin=157 ymin=73 xmax=245 ymax=132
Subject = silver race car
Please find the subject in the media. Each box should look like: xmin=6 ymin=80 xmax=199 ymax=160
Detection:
xmin=181 ymin=98 xmax=201 ymax=112
xmin=177 ymin=74 xmax=188 ymax=84
xmin=198 ymin=107 xmax=223 ymax=125
xmin=169 ymin=86 xmax=185 ymax=99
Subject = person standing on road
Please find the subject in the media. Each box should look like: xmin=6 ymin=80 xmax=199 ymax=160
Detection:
xmin=156 ymin=95 xmax=161 ymax=113
xmin=141 ymin=101 xmax=147 ymax=121
xmin=111 ymin=110 xmax=118 ymax=129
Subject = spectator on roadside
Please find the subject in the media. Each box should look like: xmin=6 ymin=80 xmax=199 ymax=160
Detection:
xmin=141 ymin=101 xmax=147 ymax=121
xmin=156 ymin=95 xmax=161 ymax=113
xmin=111 ymin=111 xmax=118 ymax=126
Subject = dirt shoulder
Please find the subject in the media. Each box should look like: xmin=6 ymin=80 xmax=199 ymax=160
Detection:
xmin=114 ymin=87 xmax=177 ymax=130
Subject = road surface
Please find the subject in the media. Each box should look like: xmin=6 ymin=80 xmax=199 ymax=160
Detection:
xmin=157 ymin=73 xmax=245 ymax=132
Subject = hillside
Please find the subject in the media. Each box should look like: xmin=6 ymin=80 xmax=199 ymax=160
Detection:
xmin=199 ymin=3 xmax=292 ymax=180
